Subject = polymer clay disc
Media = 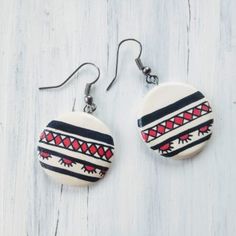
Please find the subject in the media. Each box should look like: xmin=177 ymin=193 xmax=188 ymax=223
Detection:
xmin=137 ymin=83 xmax=213 ymax=159
xmin=38 ymin=112 xmax=114 ymax=186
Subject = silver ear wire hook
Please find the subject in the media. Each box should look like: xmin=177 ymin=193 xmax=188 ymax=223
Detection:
xmin=106 ymin=38 xmax=159 ymax=91
xmin=39 ymin=62 xmax=100 ymax=114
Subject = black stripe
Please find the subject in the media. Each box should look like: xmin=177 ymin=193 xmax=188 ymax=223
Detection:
xmin=40 ymin=161 xmax=99 ymax=182
xmin=138 ymin=91 xmax=204 ymax=127
xmin=38 ymin=141 xmax=112 ymax=163
xmin=38 ymin=146 xmax=109 ymax=171
xmin=162 ymin=134 xmax=212 ymax=158
xmin=151 ymin=119 xmax=213 ymax=150
xmin=47 ymin=120 xmax=114 ymax=145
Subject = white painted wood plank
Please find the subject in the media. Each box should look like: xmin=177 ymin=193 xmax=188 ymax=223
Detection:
xmin=0 ymin=0 xmax=235 ymax=235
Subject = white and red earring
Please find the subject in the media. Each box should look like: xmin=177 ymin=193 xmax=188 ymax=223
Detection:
xmin=107 ymin=39 xmax=213 ymax=160
xmin=38 ymin=63 xmax=114 ymax=186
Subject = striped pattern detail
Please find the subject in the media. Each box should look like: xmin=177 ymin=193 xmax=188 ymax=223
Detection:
xmin=141 ymin=101 xmax=212 ymax=143
xmin=138 ymin=89 xmax=213 ymax=159
xmin=151 ymin=119 xmax=213 ymax=150
xmin=47 ymin=120 xmax=114 ymax=145
xmin=38 ymin=148 xmax=107 ymax=182
xmin=138 ymin=91 xmax=204 ymax=127
xmin=39 ymin=129 xmax=114 ymax=162
xmin=40 ymin=162 xmax=100 ymax=182
xmin=38 ymin=116 xmax=114 ymax=185
xmin=38 ymin=147 xmax=109 ymax=171
xmin=161 ymin=134 xmax=212 ymax=158
xmin=152 ymin=120 xmax=213 ymax=157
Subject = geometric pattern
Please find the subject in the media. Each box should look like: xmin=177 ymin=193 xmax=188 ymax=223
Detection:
xmin=37 ymin=111 xmax=115 ymax=186
xmin=141 ymin=101 xmax=212 ymax=143
xmin=38 ymin=150 xmax=107 ymax=177
xmin=39 ymin=129 xmax=114 ymax=162
xmin=157 ymin=122 xmax=213 ymax=156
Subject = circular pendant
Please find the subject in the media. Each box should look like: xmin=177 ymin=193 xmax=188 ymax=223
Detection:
xmin=37 ymin=112 xmax=114 ymax=186
xmin=137 ymin=83 xmax=213 ymax=159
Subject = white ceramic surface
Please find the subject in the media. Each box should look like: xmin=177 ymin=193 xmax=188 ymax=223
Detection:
xmin=38 ymin=112 xmax=114 ymax=186
xmin=137 ymin=83 xmax=213 ymax=159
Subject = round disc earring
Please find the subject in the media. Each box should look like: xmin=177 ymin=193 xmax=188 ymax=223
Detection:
xmin=106 ymin=39 xmax=213 ymax=160
xmin=38 ymin=63 xmax=114 ymax=186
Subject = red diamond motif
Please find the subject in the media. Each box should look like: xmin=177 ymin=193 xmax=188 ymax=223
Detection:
xmin=149 ymin=129 xmax=157 ymax=137
xmin=201 ymin=104 xmax=209 ymax=112
xmin=183 ymin=112 xmax=193 ymax=120
xmin=63 ymin=137 xmax=71 ymax=148
xmin=193 ymin=108 xmax=201 ymax=116
xmin=46 ymin=132 xmax=54 ymax=142
xmin=141 ymin=132 xmax=148 ymax=142
xmin=81 ymin=143 xmax=88 ymax=152
xmin=89 ymin=145 xmax=97 ymax=154
xmin=54 ymin=135 xmax=62 ymax=145
xmin=174 ymin=117 xmax=184 ymax=125
xmin=165 ymin=121 xmax=174 ymax=129
xmin=105 ymin=149 xmax=113 ymax=160
xmin=72 ymin=140 xmax=80 ymax=150
xmin=157 ymin=125 xmax=165 ymax=134
xmin=98 ymin=147 xmax=105 ymax=157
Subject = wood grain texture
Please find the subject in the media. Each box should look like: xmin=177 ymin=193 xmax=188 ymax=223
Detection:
xmin=0 ymin=0 xmax=235 ymax=235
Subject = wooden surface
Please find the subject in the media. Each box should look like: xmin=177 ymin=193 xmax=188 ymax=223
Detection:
xmin=0 ymin=0 xmax=236 ymax=235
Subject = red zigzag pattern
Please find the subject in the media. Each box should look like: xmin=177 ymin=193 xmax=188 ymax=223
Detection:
xmin=39 ymin=130 xmax=114 ymax=162
xmin=141 ymin=101 xmax=212 ymax=143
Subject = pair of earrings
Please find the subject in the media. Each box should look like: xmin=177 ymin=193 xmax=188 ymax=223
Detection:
xmin=37 ymin=39 xmax=214 ymax=186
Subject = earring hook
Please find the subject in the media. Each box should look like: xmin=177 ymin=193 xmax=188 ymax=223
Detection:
xmin=39 ymin=62 xmax=100 ymax=90
xmin=106 ymin=38 xmax=159 ymax=91
xmin=39 ymin=62 xmax=101 ymax=114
